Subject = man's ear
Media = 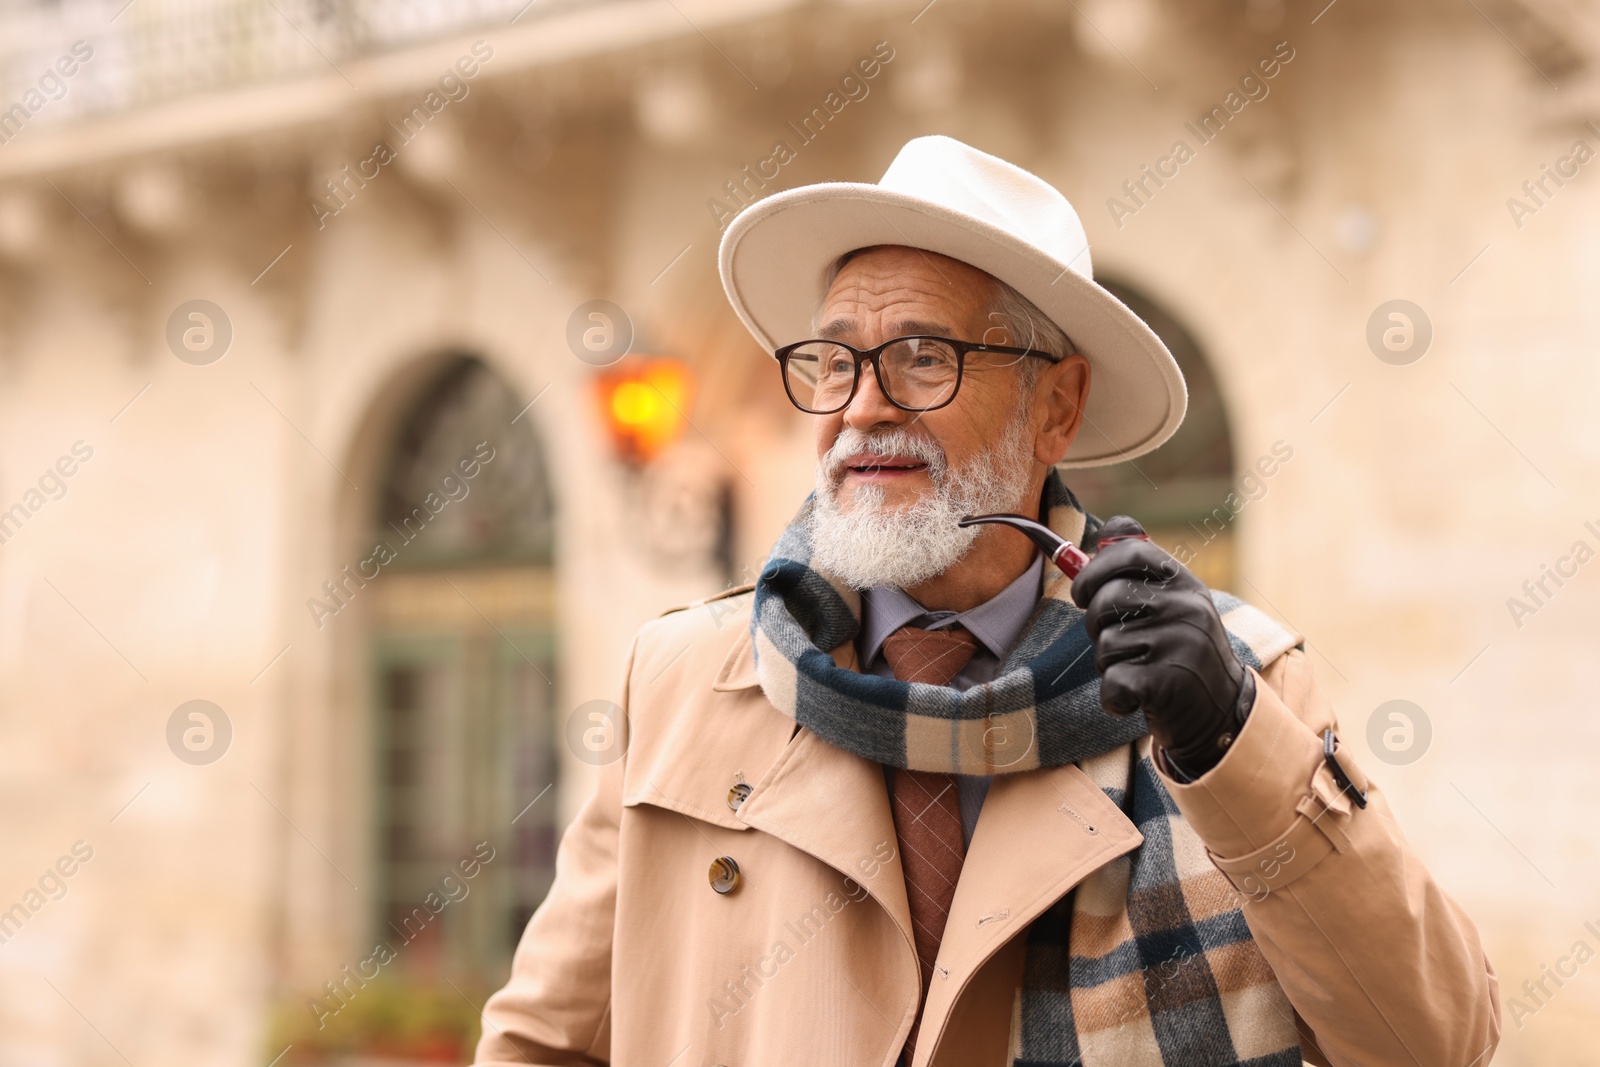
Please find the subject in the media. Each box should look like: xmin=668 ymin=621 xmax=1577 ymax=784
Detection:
xmin=1033 ymin=354 xmax=1091 ymax=465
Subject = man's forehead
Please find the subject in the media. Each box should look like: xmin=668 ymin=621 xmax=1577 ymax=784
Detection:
xmin=816 ymin=317 xmax=958 ymax=341
xmin=816 ymin=247 xmax=994 ymax=339
xmin=827 ymin=250 xmax=989 ymax=295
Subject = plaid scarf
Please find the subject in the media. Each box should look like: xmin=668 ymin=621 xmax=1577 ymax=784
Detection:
xmin=751 ymin=471 xmax=1306 ymax=1066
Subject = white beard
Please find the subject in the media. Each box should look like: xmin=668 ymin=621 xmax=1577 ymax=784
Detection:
xmin=808 ymin=411 xmax=1037 ymax=591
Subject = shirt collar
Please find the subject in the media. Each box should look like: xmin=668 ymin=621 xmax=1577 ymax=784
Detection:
xmin=858 ymin=553 xmax=1044 ymax=670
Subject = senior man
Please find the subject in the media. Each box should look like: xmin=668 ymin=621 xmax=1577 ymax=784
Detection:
xmin=476 ymin=136 xmax=1500 ymax=1067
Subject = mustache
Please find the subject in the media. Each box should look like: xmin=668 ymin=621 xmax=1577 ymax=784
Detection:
xmin=820 ymin=427 xmax=948 ymax=486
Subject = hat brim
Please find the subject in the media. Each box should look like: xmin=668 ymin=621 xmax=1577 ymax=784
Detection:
xmin=718 ymin=183 xmax=1187 ymax=468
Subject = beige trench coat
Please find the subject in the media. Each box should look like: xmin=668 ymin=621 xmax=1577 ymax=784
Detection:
xmin=476 ymin=590 xmax=1501 ymax=1067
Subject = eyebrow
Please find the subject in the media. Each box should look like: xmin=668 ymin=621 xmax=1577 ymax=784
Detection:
xmin=815 ymin=318 xmax=958 ymax=341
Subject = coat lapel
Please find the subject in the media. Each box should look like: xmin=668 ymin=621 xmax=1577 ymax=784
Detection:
xmin=724 ymin=627 xmax=918 ymax=961
xmin=911 ymin=761 xmax=1144 ymax=1067
xmin=619 ymin=621 xmax=795 ymax=834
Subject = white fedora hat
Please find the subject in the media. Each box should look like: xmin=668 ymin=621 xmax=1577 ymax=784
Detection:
xmin=717 ymin=135 xmax=1187 ymax=468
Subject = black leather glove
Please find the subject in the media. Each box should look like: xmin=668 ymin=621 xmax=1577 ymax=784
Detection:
xmin=1069 ymin=516 xmax=1256 ymax=780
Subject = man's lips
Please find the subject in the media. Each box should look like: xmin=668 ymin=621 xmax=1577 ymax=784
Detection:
xmin=842 ymin=452 xmax=930 ymax=477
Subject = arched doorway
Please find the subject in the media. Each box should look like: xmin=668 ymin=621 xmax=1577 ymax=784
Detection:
xmin=365 ymin=356 xmax=559 ymax=981
xmin=1068 ymin=280 xmax=1240 ymax=590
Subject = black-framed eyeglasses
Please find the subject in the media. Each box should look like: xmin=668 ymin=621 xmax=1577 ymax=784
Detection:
xmin=773 ymin=334 xmax=1069 ymax=415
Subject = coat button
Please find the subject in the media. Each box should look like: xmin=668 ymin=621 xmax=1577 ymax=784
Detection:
xmin=709 ymin=856 xmax=741 ymax=894
xmin=727 ymin=782 xmax=752 ymax=810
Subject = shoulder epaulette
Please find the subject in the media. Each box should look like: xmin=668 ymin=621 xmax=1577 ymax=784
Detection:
xmin=658 ymin=582 xmax=756 ymax=618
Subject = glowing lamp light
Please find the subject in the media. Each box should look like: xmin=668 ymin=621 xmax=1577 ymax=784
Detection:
xmin=596 ymin=358 xmax=691 ymax=464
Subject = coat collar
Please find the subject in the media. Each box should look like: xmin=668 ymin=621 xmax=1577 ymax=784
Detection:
xmin=711 ymin=614 xmax=760 ymax=691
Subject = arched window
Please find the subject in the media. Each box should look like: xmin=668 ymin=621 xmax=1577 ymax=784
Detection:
xmin=367 ymin=356 xmax=559 ymax=981
xmin=1068 ymin=281 xmax=1239 ymax=590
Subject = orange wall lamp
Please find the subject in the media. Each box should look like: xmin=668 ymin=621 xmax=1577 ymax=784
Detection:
xmin=593 ymin=357 xmax=693 ymax=465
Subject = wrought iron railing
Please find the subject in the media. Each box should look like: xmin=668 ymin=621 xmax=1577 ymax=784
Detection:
xmin=0 ymin=0 xmax=598 ymax=132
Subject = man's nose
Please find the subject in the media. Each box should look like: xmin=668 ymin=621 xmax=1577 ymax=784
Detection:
xmin=841 ymin=359 xmax=908 ymax=431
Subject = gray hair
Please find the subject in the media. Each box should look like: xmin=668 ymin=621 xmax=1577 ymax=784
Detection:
xmin=812 ymin=247 xmax=1071 ymax=393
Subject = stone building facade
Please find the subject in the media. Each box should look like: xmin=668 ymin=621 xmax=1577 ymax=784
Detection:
xmin=0 ymin=0 xmax=1597 ymax=1063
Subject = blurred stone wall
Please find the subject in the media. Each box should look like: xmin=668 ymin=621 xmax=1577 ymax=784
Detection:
xmin=0 ymin=0 xmax=1597 ymax=1063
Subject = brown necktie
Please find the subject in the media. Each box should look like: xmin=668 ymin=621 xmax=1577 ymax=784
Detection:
xmin=881 ymin=624 xmax=979 ymax=1065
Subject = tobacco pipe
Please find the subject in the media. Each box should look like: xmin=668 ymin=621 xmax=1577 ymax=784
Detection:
xmin=957 ymin=513 xmax=1149 ymax=580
